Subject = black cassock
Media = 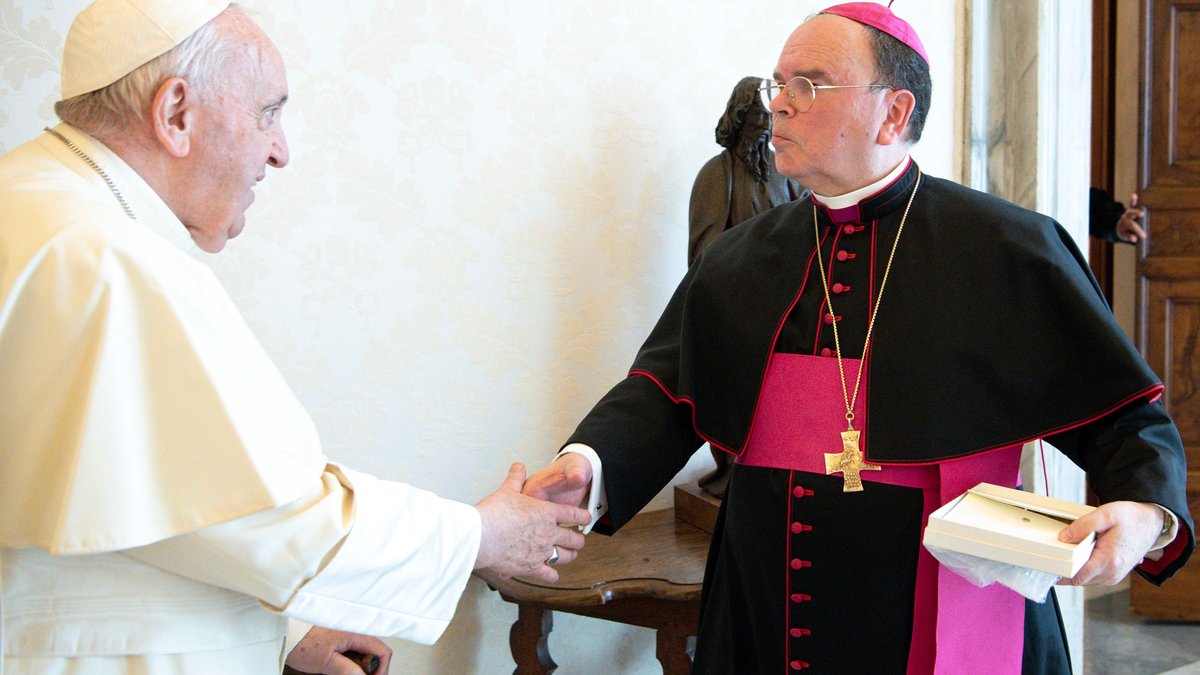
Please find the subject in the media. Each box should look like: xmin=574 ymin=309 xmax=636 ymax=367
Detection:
xmin=567 ymin=161 xmax=1193 ymax=673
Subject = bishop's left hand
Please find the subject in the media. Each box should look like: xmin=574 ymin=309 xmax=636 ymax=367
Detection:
xmin=1056 ymin=501 xmax=1165 ymax=586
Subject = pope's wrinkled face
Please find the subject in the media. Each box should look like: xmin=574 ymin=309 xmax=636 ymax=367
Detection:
xmin=181 ymin=17 xmax=289 ymax=253
xmin=766 ymin=15 xmax=893 ymax=195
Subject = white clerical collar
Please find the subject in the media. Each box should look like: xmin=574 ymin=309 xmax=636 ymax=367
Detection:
xmin=811 ymin=156 xmax=912 ymax=210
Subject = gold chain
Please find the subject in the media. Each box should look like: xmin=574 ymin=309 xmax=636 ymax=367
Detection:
xmin=813 ymin=171 xmax=921 ymax=430
xmin=44 ymin=127 xmax=137 ymax=221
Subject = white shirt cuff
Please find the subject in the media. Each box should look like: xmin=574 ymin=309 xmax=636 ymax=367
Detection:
xmin=557 ymin=444 xmax=608 ymax=534
xmin=285 ymin=619 xmax=313 ymax=658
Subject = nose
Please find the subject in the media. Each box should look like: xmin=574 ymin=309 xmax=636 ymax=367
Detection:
xmin=268 ymin=125 xmax=290 ymax=169
xmin=770 ymin=91 xmax=792 ymax=117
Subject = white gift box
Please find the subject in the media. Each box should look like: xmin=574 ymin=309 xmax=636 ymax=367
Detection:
xmin=923 ymin=483 xmax=1097 ymax=578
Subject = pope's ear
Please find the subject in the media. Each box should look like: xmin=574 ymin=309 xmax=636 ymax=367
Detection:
xmin=150 ymin=77 xmax=194 ymax=158
xmin=877 ymin=88 xmax=916 ymax=146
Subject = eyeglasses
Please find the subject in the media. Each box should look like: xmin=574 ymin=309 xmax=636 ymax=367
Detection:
xmin=759 ymin=76 xmax=893 ymax=113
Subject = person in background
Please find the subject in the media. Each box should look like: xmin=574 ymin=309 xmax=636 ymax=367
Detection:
xmin=1090 ymin=188 xmax=1147 ymax=244
xmin=0 ymin=2 xmax=589 ymax=673
xmin=524 ymin=3 xmax=1192 ymax=673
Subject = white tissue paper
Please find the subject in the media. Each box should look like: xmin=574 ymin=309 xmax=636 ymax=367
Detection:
xmin=924 ymin=540 xmax=1064 ymax=602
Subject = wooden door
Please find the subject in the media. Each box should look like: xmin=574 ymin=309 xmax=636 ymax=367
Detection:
xmin=1129 ymin=0 xmax=1200 ymax=620
xmin=1090 ymin=0 xmax=1117 ymax=302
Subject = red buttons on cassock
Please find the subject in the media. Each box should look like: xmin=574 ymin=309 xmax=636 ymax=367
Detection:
xmin=790 ymin=660 xmax=811 ymax=670
xmin=820 ymin=347 xmax=832 ymax=357
xmin=790 ymin=628 xmax=812 ymax=638
xmin=792 ymin=486 xmax=812 ymax=499
xmin=836 ymin=250 xmax=856 ymax=262
xmin=790 ymin=593 xmax=812 ymax=603
xmin=823 ymin=313 xmax=841 ymax=325
xmin=790 ymin=558 xmax=812 ymax=570
xmin=790 ymin=522 xmax=813 ymax=534
xmin=831 ymin=282 xmax=848 ymax=294
xmin=842 ymin=224 xmax=858 ymax=234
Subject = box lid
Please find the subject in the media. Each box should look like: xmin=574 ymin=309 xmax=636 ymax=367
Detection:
xmin=923 ymin=483 xmax=1096 ymax=578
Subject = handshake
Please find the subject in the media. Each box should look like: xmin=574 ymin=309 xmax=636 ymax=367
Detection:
xmin=473 ymin=456 xmax=595 ymax=583
xmin=285 ymin=455 xmax=598 ymax=675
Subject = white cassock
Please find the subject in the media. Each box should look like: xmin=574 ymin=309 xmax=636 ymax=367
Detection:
xmin=0 ymin=124 xmax=481 ymax=674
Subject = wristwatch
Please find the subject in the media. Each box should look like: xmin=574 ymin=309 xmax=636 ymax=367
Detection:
xmin=1159 ymin=506 xmax=1176 ymax=537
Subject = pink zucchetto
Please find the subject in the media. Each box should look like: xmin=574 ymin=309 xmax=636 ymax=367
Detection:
xmin=61 ymin=0 xmax=230 ymax=100
xmin=820 ymin=2 xmax=929 ymax=65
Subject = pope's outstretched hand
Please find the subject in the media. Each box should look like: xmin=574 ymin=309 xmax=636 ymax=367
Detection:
xmin=475 ymin=462 xmax=590 ymax=582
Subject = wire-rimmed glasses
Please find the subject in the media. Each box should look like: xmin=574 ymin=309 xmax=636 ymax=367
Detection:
xmin=759 ymin=76 xmax=893 ymax=113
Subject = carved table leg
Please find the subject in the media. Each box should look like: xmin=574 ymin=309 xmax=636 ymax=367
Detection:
xmin=509 ymin=604 xmax=556 ymax=674
xmin=655 ymin=630 xmax=695 ymax=675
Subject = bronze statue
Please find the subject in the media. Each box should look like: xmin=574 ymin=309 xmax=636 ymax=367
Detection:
xmin=688 ymin=76 xmax=806 ymax=266
xmin=690 ymin=76 xmax=806 ymax=497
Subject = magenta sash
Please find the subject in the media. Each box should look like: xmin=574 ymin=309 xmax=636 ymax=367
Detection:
xmin=737 ymin=353 xmax=1025 ymax=674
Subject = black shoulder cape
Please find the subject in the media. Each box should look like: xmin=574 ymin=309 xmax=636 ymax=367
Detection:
xmin=629 ymin=166 xmax=1162 ymax=463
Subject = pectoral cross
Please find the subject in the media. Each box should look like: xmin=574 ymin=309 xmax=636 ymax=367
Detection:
xmin=824 ymin=429 xmax=880 ymax=492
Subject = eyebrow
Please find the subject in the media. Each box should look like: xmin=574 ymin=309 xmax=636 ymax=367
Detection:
xmin=773 ymin=68 xmax=831 ymax=82
xmin=263 ymin=94 xmax=289 ymax=110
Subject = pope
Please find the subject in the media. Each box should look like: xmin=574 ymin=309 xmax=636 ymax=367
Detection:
xmin=0 ymin=1 xmax=589 ymax=673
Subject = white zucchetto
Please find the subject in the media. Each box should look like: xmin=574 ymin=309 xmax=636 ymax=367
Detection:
xmin=60 ymin=0 xmax=229 ymax=100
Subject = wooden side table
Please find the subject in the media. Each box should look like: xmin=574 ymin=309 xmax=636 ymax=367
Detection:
xmin=478 ymin=508 xmax=711 ymax=674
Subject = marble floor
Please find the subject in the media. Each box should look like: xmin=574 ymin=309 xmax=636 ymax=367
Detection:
xmin=1085 ymin=584 xmax=1200 ymax=675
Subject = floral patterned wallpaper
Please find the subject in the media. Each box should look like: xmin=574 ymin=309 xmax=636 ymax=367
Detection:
xmin=0 ymin=0 xmax=959 ymax=671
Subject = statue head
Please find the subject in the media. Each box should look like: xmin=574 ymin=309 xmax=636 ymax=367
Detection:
xmin=714 ymin=76 xmax=774 ymax=183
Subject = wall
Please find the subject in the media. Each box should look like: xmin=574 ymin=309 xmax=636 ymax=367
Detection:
xmin=0 ymin=1 xmax=960 ymax=671
xmin=962 ymin=1 xmax=1093 ymax=670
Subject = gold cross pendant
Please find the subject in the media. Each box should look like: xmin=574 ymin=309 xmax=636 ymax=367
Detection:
xmin=824 ymin=429 xmax=880 ymax=492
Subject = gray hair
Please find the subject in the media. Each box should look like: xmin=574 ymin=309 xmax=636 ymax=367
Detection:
xmin=861 ymin=24 xmax=931 ymax=144
xmin=811 ymin=10 xmax=932 ymax=144
xmin=55 ymin=4 xmax=247 ymax=138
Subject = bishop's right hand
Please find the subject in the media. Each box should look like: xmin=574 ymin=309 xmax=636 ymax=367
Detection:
xmin=522 ymin=452 xmax=593 ymax=509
